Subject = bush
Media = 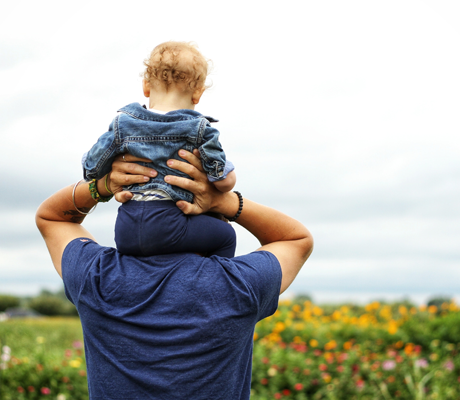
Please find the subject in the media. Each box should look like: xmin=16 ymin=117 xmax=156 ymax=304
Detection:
xmin=28 ymin=296 xmax=70 ymax=317
xmin=0 ymin=295 xmax=20 ymax=312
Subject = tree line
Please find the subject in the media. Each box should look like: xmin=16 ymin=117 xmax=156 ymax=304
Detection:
xmin=0 ymin=288 xmax=78 ymax=316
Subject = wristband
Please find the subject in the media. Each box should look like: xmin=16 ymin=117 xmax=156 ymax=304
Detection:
xmin=227 ymin=191 xmax=243 ymax=222
xmin=89 ymin=179 xmax=113 ymax=203
xmin=104 ymin=174 xmax=114 ymax=195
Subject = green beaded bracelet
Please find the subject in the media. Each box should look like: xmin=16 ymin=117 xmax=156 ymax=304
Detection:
xmin=89 ymin=179 xmax=113 ymax=203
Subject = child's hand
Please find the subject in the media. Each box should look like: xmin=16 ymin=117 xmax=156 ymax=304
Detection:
xmin=213 ymin=170 xmax=236 ymax=193
xmin=108 ymin=154 xmax=157 ymax=203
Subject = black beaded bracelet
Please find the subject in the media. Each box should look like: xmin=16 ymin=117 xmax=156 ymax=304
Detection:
xmin=228 ymin=191 xmax=243 ymax=222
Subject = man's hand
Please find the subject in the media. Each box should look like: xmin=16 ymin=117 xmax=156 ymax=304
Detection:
xmin=108 ymin=154 xmax=158 ymax=203
xmin=165 ymin=150 xmax=232 ymax=215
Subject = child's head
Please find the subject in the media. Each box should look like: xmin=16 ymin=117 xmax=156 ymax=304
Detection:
xmin=143 ymin=41 xmax=210 ymax=97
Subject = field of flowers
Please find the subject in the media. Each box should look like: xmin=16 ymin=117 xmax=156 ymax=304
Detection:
xmin=1 ymin=300 xmax=459 ymax=399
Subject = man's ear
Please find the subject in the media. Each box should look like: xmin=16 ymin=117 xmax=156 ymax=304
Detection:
xmin=192 ymin=86 xmax=206 ymax=105
xmin=142 ymin=79 xmax=150 ymax=98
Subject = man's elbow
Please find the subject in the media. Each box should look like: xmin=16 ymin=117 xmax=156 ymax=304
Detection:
xmin=300 ymin=230 xmax=314 ymax=262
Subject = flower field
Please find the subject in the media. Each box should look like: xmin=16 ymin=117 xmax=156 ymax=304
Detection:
xmin=252 ymin=299 xmax=460 ymax=399
xmin=1 ymin=300 xmax=460 ymax=399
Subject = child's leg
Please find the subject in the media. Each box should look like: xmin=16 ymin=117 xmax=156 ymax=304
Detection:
xmin=115 ymin=201 xmax=236 ymax=257
xmin=179 ymin=213 xmax=236 ymax=258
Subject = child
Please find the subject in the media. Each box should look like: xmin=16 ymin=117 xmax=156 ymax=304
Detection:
xmin=83 ymin=41 xmax=237 ymax=257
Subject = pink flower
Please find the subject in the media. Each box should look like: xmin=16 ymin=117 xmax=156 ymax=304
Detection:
xmin=41 ymin=387 xmax=51 ymax=395
xmin=387 ymin=350 xmax=397 ymax=357
xmin=356 ymin=379 xmax=365 ymax=390
xmin=382 ymin=360 xmax=396 ymax=370
xmin=72 ymin=341 xmax=83 ymax=349
xmin=444 ymin=360 xmax=455 ymax=371
xmin=274 ymin=393 xmax=282 ymax=399
xmin=415 ymin=359 xmax=428 ymax=368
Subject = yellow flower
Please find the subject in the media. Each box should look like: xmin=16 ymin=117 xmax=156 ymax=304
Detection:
xmin=429 ymin=353 xmax=439 ymax=361
xmin=69 ymin=359 xmax=82 ymax=368
xmin=312 ymin=306 xmax=323 ymax=316
xmin=253 ymin=332 xmax=258 ymax=341
xmin=388 ymin=320 xmax=398 ymax=335
xmin=324 ymin=340 xmax=337 ymax=350
xmin=36 ymin=336 xmax=45 ymax=344
xmin=343 ymin=341 xmax=352 ymax=350
xmin=398 ymin=306 xmax=407 ymax=315
xmin=309 ymin=339 xmax=319 ymax=348
xmin=428 ymin=305 xmax=437 ymax=314
xmin=273 ymin=322 xmax=286 ymax=333
xmin=292 ymin=304 xmax=301 ymax=313
xmin=340 ymin=306 xmax=349 ymax=314
xmin=267 ymin=367 xmax=277 ymax=376
xmin=332 ymin=311 xmax=341 ymax=321
xmin=379 ymin=306 xmax=392 ymax=320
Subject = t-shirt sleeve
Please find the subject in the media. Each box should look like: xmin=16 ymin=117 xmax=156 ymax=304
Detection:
xmin=233 ymin=251 xmax=282 ymax=321
xmin=61 ymin=238 xmax=105 ymax=306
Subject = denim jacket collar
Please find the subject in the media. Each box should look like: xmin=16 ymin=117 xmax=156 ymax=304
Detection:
xmin=118 ymin=103 xmax=219 ymax=123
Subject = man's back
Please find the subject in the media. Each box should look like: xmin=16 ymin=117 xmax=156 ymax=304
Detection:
xmin=63 ymin=238 xmax=281 ymax=400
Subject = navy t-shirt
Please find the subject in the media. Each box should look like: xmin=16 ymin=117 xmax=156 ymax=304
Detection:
xmin=62 ymin=238 xmax=281 ymax=400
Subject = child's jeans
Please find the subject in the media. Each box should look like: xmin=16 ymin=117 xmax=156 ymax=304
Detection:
xmin=115 ymin=200 xmax=236 ymax=258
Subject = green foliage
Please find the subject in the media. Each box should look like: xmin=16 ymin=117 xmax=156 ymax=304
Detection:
xmin=0 ymin=295 xmax=20 ymax=312
xmin=0 ymin=318 xmax=87 ymax=400
xmin=26 ymin=289 xmax=77 ymax=317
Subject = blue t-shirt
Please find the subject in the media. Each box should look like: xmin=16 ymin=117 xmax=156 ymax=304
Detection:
xmin=62 ymin=238 xmax=281 ymax=400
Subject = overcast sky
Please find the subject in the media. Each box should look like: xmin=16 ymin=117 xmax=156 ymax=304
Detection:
xmin=1 ymin=0 xmax=459 ymax=304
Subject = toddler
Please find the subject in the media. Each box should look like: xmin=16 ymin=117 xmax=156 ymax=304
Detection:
xmin=83 ymin=41 xmax=236 ymax=257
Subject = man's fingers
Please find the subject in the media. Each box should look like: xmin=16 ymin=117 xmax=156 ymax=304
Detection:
xmin=111 ymin=170 xmax=149 ymax=186
xmin=115 ymin=191 xmax=134 ymax=203
xmin=165 ymin=174 xmax=200 ymax=192
xmin=176 ymin=201 xmax=202 ymax=215
xmin=114 ymin=154 xmax=152 ymax=163
xmin=112 ymin=159 xmax=157 ymax=178
xmin=177 ymin=150 xmax=205 ymax=173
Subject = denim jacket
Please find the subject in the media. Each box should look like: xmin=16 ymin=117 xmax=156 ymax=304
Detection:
xmin=84 ymin=103 xmax=229 ymax=202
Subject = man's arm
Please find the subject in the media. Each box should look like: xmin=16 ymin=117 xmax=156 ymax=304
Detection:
xmin=165 ymin=150 xmax=313 ymax=294
xmin=36 ymin=155 xmax=157 ymax=277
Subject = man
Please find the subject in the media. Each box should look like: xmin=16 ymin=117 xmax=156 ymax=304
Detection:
xmin=36 ymin=150 xmax=313 ymax=399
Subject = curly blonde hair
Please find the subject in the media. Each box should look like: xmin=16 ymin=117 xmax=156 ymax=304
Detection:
xmin=143 ymin=41 xmax=210 ymax=92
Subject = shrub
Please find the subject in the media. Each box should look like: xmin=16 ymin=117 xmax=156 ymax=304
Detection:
xmin=0 ymin=295 xmax=20 ymax=312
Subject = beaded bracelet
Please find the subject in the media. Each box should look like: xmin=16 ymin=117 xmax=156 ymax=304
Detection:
xmin=89 ymin=179 xmax=113 ymax=203
xmin=227 ymin=191 xmax=243 ymax=222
